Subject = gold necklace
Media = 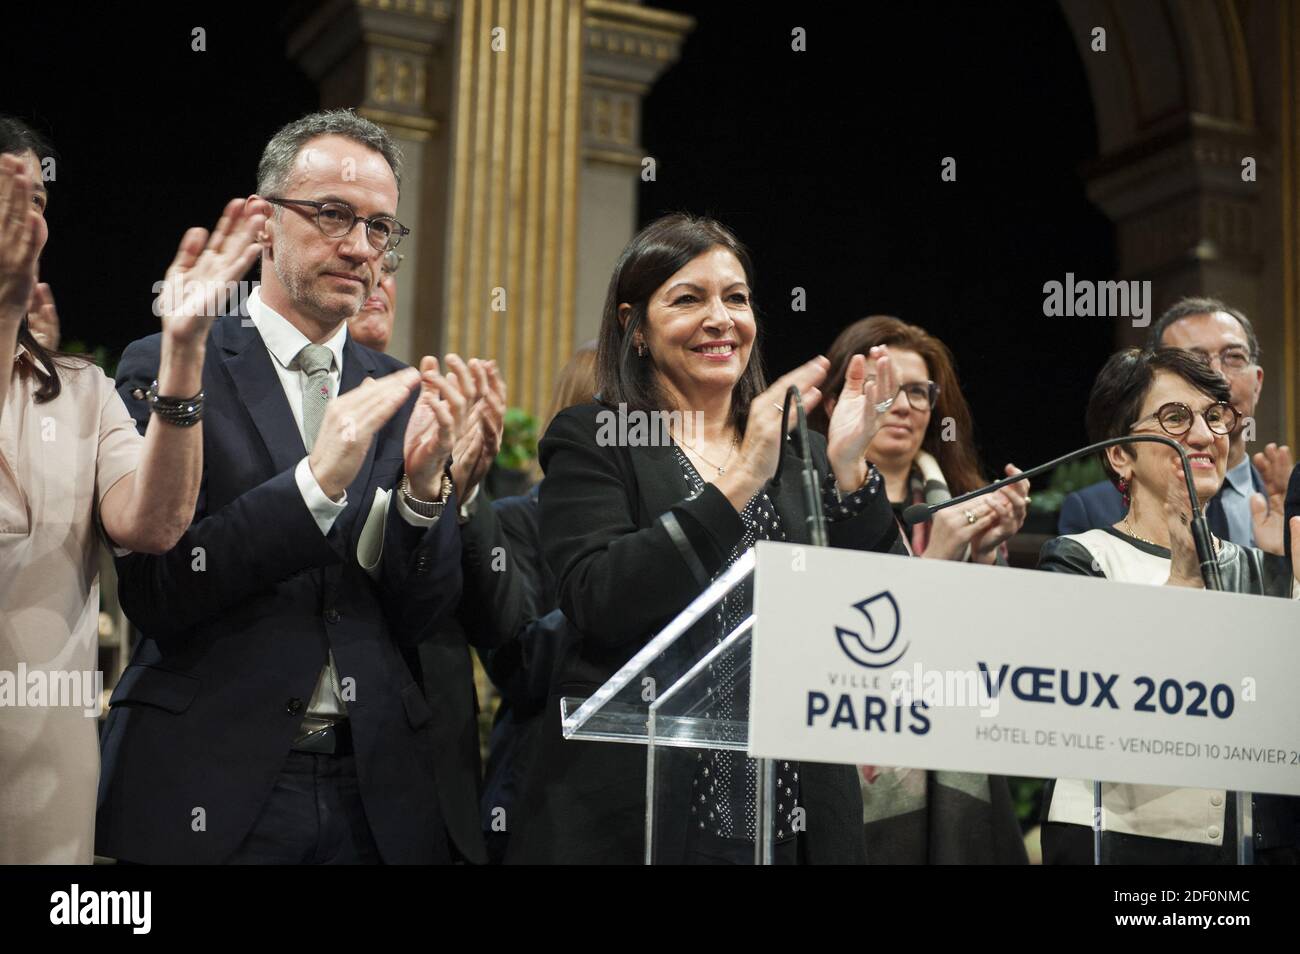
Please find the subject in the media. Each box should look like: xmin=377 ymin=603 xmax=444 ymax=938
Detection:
xmin=1121 ymin=516 xmax=1157 ymax=546
xmin=677 ymin=434 xmax=738 ymax=475
xmin=1122 ymin=515 xmax=1219 ymax=554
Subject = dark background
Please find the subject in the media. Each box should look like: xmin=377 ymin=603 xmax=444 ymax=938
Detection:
xmin=642 ymin=0 xmax=1116 ymax=474
xmin=5 ymin=0 xmax=1116 ymax=474
xmin=2 ymin=3 xmax=316 ymax=352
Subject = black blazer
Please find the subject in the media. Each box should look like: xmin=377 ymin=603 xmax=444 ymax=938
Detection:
xmin=1057 ymin=479 xmax=1126 ymax=535
xmin=97 ymin=314 xmax=463 ymax=864
xmin=408 ymin=488 xmax=537 ymax=865
xmin=473 ymin=486 xmax=578 ymax=862
xmin=505 ymin=402 xmax=906 ymax=864
xmin=477 ymin=485 xmax=565 ymax=711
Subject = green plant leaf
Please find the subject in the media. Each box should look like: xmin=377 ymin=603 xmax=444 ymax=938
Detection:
xmin=496 ymin=406 xmax=540 ymax=471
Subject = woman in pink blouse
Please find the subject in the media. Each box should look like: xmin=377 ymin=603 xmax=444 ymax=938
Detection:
xmin=0 ymin=117 xmax=262 ymax=862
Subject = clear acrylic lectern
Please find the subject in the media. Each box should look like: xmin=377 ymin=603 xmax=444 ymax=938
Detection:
xmin=559 ymin=548 xmax=786 ymax=864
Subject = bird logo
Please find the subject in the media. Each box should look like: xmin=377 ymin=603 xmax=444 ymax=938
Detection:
xmin=834 ymin=591 xmax=907 ymax=669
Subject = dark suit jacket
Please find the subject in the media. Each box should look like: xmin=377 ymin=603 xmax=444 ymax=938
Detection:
xmin=1057 ymin=479 xmax=1125 ymax=535
xmin=410 ymin=623 xmax=482 ymax=864
xmin=407 ymin=488 xmax=533 ymax=865
xmin=1236 ymin=462 xmax=1294 ymax=587
xmin=505 ymin=403 xmax=907 ymax=864
xmin=472 ymin=485 xmax=578 ymax=862
xmin=97 ymin=314 xmax=463 ymax=865
xmin=477 ymin=485 xmax=563 ymax=709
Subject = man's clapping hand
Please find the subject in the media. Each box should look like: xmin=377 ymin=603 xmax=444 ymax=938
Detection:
xmin=403 ymin=354 xmax=474 ymax=500
xmin=450 ymin=359 xmax=506 ymax=502
xmin=310 ymin=368 xmax=421 ymax=501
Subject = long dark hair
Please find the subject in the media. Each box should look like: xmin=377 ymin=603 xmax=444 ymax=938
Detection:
xmin=1 ymin=115 xmax=72 ymax=404
xmin=595 ymin=213 xmax=767 ymax=430
xmin=812 ymin=315 xmax=986 ymax=496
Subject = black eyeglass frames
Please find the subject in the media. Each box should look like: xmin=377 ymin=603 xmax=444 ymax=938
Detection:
xmin=264 ymin=197 xmax=410 ymax=252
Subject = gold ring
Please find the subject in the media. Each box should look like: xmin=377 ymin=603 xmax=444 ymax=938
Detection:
xmin=964 ymin=509 xmax=977 ymax=524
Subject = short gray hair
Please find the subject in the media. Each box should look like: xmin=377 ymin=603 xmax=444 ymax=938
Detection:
xmin=256 ymin=109 xmax=403 ymax=197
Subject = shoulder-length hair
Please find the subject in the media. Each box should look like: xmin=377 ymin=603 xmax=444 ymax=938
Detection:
xmin=1 ymin=115 xmax=76 ymax=404
xmin=545 ymin=340 xmax=599 ymax=431
xmin=595 ymin=213 xmax=767 ymax=430
xmin=811 ymin=315 xmax=986 ymax=495
xmin=1086 ymin=347 xmax=1232 ymax=488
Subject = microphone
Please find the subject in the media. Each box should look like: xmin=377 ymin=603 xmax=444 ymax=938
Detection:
xmin=770 ymin=385 xmax=827 ymax=547
xmin=902 ymin=436 xmax=1223 ymax=591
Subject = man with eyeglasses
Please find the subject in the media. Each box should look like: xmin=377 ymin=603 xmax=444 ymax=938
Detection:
xmin=1060 ymin=296 xmax=1293 ymax=565
xmin=98 ymin=110 xmax=485 ymax=865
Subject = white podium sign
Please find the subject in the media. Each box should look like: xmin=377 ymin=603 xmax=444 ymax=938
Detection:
xmin=748 ymin=540 xmax=1300 ymax=797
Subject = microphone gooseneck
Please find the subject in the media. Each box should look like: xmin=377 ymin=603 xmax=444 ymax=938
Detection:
xmin=903 ymin=436 xmax=1223 ymax=591
xmin=770 ymin=386 xmax=827 ymax=548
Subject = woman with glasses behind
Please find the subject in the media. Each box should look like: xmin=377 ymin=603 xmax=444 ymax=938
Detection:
xmin=812 ymin=316 xmax=1028 ymax=564
xmin=1037 ymin=347 xmax=1300 ymax=864
xmin=811 ymin=316 xmax=1029 ymax=863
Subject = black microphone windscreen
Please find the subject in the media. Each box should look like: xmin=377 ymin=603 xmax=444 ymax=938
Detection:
xmin=902 ymin=503 xmax=932 ymax=526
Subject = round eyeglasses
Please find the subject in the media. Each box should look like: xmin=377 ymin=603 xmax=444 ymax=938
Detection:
xmin=381 ymin=250 xmax=404 ymax=276
xmin=265 ymin=197 xmax=410 ymax=252
xmin=1130 ymin=401 xmax=1238 ymax=437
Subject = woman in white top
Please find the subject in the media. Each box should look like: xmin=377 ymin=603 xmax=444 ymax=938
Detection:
xmin=1038 ymin=346 xmax=1300 ymax=864
xmin=0 ymin=117 xmax=262 ymax=862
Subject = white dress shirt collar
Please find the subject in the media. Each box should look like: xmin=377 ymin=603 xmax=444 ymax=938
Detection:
xmin=246 ymin=285 xmax=348 ymax=373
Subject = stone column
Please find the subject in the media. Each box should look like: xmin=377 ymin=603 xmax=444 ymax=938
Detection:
xmin=1272 ymin=0 xmax=1300 ymax=448
xmin=1084 ymin=115 xmax=1264 ymax=348
xmin=437 ymin=0 xmax=585 ymax=418
xmin=287 ymin=0 xmax=691 ymax=420
xmin=1061 ymin=0 xmax=1291 ymax=449
xmin=575 ymin=1 xmax=694 ymax=348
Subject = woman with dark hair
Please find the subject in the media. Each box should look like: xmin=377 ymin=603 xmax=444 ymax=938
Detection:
xmin=814 ymin=315 xmax=1028 ymax=561
xmin=0 ymin=117 xmax=263 ymax=862
xmin=506 ymin=213 xmax=908 ymax=864
xmin=813 ymin=315 xmax=1029 ymax=863
xmin=1037 ymin=347 xmax=1300 ymax=864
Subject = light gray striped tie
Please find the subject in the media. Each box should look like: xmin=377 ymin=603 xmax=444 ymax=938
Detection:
xmin=296 ymin=344 xmax=334 ymax=451
xmin=294 ymin=343 xmax=346 ymax=739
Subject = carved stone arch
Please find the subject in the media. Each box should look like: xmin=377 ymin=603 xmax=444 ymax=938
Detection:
xmin=1059 ymin=0 xmax=1298 ymax=448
